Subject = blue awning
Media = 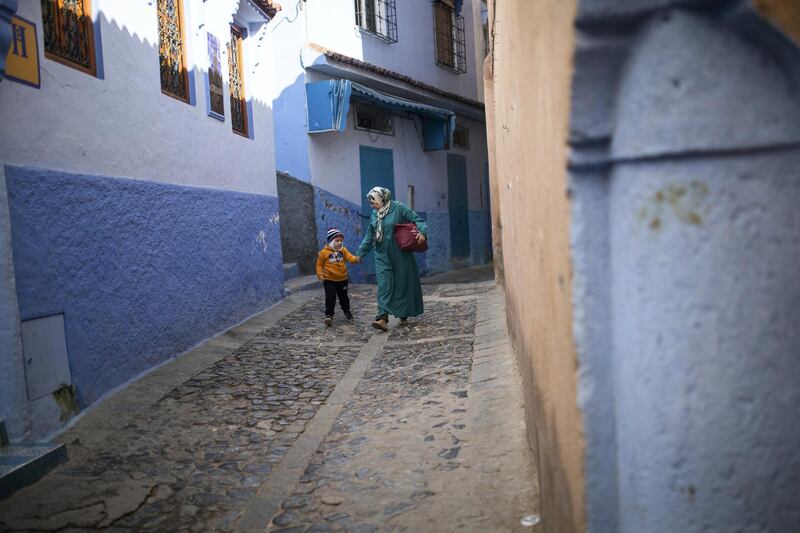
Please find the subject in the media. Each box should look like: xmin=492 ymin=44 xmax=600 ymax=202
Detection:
xmin=306 ymin=79 xmax=456 ymax=151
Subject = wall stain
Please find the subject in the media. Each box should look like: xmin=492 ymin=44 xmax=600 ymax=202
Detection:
xmin=323 ymin=199 xmax=351 ymax=216
xmin=640 ymin=181 xmax=709 ymax=231
xmin=53 ymin=384 xmax=79 ymax=421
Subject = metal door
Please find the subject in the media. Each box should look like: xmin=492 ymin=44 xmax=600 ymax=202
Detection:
xmin=359 ymin=146 xmax=395 ymax=274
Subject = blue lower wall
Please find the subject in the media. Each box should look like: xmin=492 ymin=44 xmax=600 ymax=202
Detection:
xmin=313 ymin=186 xmax=371 ymax=283
xmin=310 ymin=189 xmax=489 ymax=280
xmin=469 ymin=209 xmax=492 ymax=265
xmin=6 ymin=166 xmax=284 ymax=407
xmin=424 ymin=212 xmax=451 ymax=274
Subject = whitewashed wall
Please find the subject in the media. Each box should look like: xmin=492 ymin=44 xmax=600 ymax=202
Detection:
xmin=304 ymin=0 xmax=483 ymax=103
xmin=0 ymin=0 xmax=277 ymax=196
xmin=308 ymin=99 xmax=487 ymax=214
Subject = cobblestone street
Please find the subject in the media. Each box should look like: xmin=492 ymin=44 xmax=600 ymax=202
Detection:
xmin=0 ymin=276 xmax=538 ymax=532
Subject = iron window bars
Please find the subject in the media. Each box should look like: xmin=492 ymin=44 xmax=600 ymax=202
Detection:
xmin=354 ymin=0 xmax=398 ymax=44
xmin=228 ymin=25 xmax=248 ymax=137
xmin=158 ymin=0 xmax=189 ymax=101
xmin=41 ymin=0 xmax=97 ymax=75
xmin=433 ymin=0 xmax=466 ymax=74
xmin=354 ymin=103 xmax=394 ymax=135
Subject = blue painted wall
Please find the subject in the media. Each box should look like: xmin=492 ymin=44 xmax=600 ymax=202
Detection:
xmin=5 ymin=166 xmax=284 ymax=408
xmin=313 ymin=186 xmax=371 ymax=283
xmin=468 ymin=209 xmax=492 ymax=265
xmin=424 ymin=212 xmax=451 ymax=274
xmin=274 ymin=74 xmax=312 ymax=182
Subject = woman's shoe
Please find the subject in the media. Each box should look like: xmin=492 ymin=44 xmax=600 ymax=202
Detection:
xmin=372 ymin=318 xmax=388 ymax=331
xmin=399 ymin=317 xmax=408 ymax=326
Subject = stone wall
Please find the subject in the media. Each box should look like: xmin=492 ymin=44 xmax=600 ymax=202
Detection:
xmin=277 ymin=172 xmax=318 ymax=275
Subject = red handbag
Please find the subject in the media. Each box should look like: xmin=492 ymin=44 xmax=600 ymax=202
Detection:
xmin=394 ymin=223 xmax=428 ymax=252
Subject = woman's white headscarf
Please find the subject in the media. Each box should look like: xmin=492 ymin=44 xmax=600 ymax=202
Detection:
xmin=367 ymin=187 xmax=392 ymax=243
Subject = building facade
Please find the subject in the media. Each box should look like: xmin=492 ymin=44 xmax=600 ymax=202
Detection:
xmin=0 ymin=0 xmax=282 ymax=440
xmin=486 ymin=0 xmax=800 ymax=532
xmin=271 ymin=0 xmax=491 ymax=279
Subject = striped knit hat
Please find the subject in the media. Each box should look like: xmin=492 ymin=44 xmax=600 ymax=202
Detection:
xmin=326 ymin=228 xmax=344 ymax=243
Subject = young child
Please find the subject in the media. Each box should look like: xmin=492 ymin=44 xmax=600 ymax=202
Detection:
xmin=316 ymin=228 xmax=360 ymax=326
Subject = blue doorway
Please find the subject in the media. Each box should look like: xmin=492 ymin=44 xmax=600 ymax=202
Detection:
xmin=448 ymin=153 xmax=470 ymax=258
xmin=359 ymin=146 xmax=395 ymax=274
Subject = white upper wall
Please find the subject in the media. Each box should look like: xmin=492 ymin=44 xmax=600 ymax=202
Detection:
xmin=0 ymin=0 xmax=277 ymax=196
xmin=303 ymin=0 xmax=482 ymax=103
xmin=308 ymin=95 xmax=488 ymax=213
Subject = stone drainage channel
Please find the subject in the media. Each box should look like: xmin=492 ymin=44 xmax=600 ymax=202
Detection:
xmin=0 ymin=281 xmax=538 ymax=532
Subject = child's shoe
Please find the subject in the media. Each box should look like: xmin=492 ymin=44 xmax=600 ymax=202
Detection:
xmin=324 ymin=316 xmax=333 ymax=327
xmin=344 ymin=311 xmax=354 ymax=320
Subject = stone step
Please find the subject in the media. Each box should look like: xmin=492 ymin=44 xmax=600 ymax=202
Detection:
xmin=0 ymin=442 xmax=68 ymax=501
xmin=284 ymin=274 xmax=321 ymax=295
xmin=283 ymin=262 xmax=300 ymax=281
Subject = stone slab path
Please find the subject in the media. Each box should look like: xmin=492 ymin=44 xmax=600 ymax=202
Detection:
xmin=0 ymin=280 xmax=538 ymax=532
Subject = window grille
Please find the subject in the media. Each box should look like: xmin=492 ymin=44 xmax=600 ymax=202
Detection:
xmin=41 ymin=0 xmax=97 ymax=75
xmin=453 ymin=125 xmax=469 ymax=149
xmin=433 ymin=0 xmax=466 ymax=74
xmin=228 ymin=25 xmax=249 ymax=137
xmin=157 ymin=0 xmax=189 ymax=101
xmin=354 ymin=0 xmax=397 ymax=44
xmin=355 ymin=103 xmax=394 ymax=135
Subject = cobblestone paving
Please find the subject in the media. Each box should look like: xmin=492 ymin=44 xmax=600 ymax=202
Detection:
xmin=267 ymin=300 xmax=477 ymax=532
xmin=261 ymin=287 xmax=377 ymax=343
xmin=0 ymin=291 xmax=376 ymax=532
xmin=0 ymin=280 xmax=537 ymax=533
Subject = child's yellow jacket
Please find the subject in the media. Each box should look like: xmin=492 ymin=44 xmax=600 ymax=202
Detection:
xmin=316 ymin=245 xmax=359 ymax=281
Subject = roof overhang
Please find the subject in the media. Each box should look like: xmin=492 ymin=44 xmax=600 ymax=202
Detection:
xmin=301 ymin=46 xmax=486 ymax=122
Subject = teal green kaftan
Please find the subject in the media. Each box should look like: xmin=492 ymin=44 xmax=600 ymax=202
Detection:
xmin=356 ymin=201 xmax=427 ymax=318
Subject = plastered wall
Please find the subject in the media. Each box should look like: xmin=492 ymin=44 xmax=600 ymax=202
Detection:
xmin=489 ymin=1 xmax=585 ymax=531
xmin=0 ymin=0 xmax=277 ymax=196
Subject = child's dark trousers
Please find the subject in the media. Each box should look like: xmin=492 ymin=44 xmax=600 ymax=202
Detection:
xmin=323 ymin=279 xmax=351 ymax=317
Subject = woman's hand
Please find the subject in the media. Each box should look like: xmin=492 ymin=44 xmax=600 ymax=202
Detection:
xmin=416 ymin=232 xmax=427 ymax=244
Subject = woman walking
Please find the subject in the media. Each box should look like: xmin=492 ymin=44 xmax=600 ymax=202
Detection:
xmin=356 ymin=186 xmax=427 ymax=331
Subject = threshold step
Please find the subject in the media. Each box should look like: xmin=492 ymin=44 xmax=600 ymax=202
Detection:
xmin=0 ymin=442 xmax=68 ymax=500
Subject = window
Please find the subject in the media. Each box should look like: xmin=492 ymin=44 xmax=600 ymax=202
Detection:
xmin=228 ymin=25 xmax=248 ymax=137
xmin=157 ymin=0 xmax=189 ymax=101
xmin=453 ymin=125 xmax=469 ymax=149
xmin=354 ymin=0 xmax=397 ymax=43
xmin=355 ymin=103 xmax=394 ymax=135
xmin=433 ymin=0 xmax=466 ymax=74
xmin=41 ymin=0 xmax=97 ymax=76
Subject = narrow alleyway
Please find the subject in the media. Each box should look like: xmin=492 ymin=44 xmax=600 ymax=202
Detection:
xmin=0 ymin=273 xmax=538 ymax=532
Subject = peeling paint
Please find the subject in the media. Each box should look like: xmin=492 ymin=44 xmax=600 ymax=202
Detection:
xmin=268 ymin=213 xmax=280 ymax=224
xmin=256 ymin=230 xmax=268 ymax=252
